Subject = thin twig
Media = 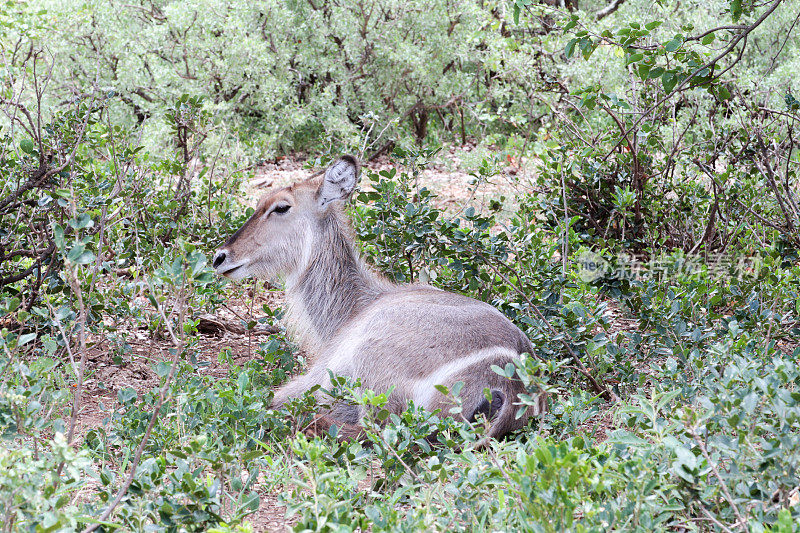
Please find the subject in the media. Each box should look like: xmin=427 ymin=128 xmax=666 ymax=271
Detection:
xmin=84 ymin=284 xmax=186 ymax=532
xmin=603 ymin=0 xmax=785 ymax=161
xmin=697 ymin=504 xmax=736 ymax=533
xmin=472 ymin=249 xmax=618 ymax=402
xmin=687 ymin=425 xmax=747 ymax=530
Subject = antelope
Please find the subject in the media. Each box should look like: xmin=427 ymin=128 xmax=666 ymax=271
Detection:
xmin=212 ymin=155 xmax=545 ymax=443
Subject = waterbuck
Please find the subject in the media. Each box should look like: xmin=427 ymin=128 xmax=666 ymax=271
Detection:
xmin=212 ymin=155 xmax=545 ymax=443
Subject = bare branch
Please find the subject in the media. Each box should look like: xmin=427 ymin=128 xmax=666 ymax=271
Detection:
xmin=687 ymin=425 xmax=747 ymax=530
xmin=595 ymin=0 xmax=627 ymax=21
xmin=603 ymin=0 xmax=786 ymax=161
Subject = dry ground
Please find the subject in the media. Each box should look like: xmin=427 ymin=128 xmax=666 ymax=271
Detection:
xmin=246 ymin=145 xmax=540 ymax=217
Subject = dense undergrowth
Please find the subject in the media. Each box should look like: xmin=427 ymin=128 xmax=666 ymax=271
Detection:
xmin=2 ymin=0 xmax=800 ymax=531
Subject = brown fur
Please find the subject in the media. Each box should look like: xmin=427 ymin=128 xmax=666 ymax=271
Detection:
xmin=213 ymin=156 xmax=546 ymax=446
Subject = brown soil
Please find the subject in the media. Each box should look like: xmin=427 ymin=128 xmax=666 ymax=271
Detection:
xmin=247 ymin=145 xmax=540 ymax=218
xmin=68 ymin=285 xmax=295 ymax=530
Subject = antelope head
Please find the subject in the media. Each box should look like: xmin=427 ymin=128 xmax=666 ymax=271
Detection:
xmin=212 ymin=155 xmax=360 ymax=283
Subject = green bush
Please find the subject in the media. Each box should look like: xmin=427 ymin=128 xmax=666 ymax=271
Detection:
xmin=2 ymin=0 xmax=799 ymax=530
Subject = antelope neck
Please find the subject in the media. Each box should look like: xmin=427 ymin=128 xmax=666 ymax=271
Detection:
xmin=286 ymin=212 xmax=387 ymax=343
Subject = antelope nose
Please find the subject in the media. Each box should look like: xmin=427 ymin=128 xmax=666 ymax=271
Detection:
xmin=212 ymin=251 xmax=227 ymax=269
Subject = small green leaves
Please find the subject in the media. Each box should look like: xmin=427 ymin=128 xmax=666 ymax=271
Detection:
xmin=66 ymin=244 xmax=95 ymax=265
xmin=117 ymin=387 xmax=138 ymax=404
xmin=565 ymin=38 xmax=578 ymax=59
xmin=626 ymin=52 xmax=644 ymax=66
xmin=68 ymin=213 xmax=94 ymax=230
xmin=731 ymin=0 xmax=743 ymax=22
xmin=661 ymin=71 xmax=679 ymax=94
xmin=663 ymin=35 xmax=684 ymax=52
xmin=671 ymin=446 xmax=703 ymax=483
xmin=20 ymin=138 xmax=35 ymax=154
xmin=154 ymin=360 xmax=174 ymax=377
xmin=565 ymin=36 xmax=596 ymax=60
xmin=512 ymin=0 xmax=532 ymax=24
xmin=606 ymin=429 xmax=650 ymax=447
xmin=236 ymin=370 xmax=249 ymax=395
xmin=18 ymin=332 xmax=37 ymax=346
xmin=4 ymin=296 xmax=21 ymax=313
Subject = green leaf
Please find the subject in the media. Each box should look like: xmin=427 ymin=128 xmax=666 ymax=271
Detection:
xmin=74 ymin=250 xmax=96 ymax=265
xmin=645 ymin=20 xmax=663 ymax=30
xmin=5 ymin=297 xmax=20 ymax=312
xmin=701 ymin=32 xmax=715 ymax=45
xmin=664 ymin=36 xmax=683 ymax=52
xmin=626 ymin=52 xmax=644 ymax=66
xmin=154 ymin=361 xmax=174 ymax=377
xmin=565 ymin=38 xmax=578 ymax=59
xmin=671 ymin=446 xmax=699 ymax=483
xmin=67 ymin=243 xmax=85 ymax=262
xmin=69 ymin=213 xmax=95 ymax=230
xmin=242 ymin=492 xmax=260 ymax=511
xmin=20 ymin=138 xmax=35 ymax=154
xmin=731 ymin=0 xmax=742 ymax=22
xmin=607 ymin=429 xmax=650 ymax=447
xmin=743 ymin=392 xmax=759 ymax=413
xmin=237 ymin=371 xmax=249 ymax=394
xmin=580 ymin=38 xmax=596 ymax=59
xmin=18 ymin=332 xmax=37 ymax=346
xmin=43 ymin=336 xmax=57 ymax=355
xmin=662 ymin=71 xmax=678 ymax=94
xmin=118 ymin=387 xmax=137 ymax=404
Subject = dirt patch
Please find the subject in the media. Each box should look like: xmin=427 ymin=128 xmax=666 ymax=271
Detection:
xmin=246 ymin=145 xmax=539 ymax=218
xmin=250 ymin=490 xmax=295 ymax=533
xmin=57 ymin=283 xmax=284 ymax=516
xmin=69 ymin=284 xmax=297 ymax=531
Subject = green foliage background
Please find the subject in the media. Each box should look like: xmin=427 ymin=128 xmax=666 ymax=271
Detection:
xmin=14 ymin=0 xmax=798 ymax=156
xmin=1 ymin=0 xmax=799 ymax=531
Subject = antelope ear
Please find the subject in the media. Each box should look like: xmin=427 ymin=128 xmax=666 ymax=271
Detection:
xmin=317 ymin=155 xmax=360 ymax=207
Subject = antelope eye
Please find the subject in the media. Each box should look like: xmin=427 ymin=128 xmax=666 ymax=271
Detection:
xmin=272 ymin=204 xmax=291 ymax=215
